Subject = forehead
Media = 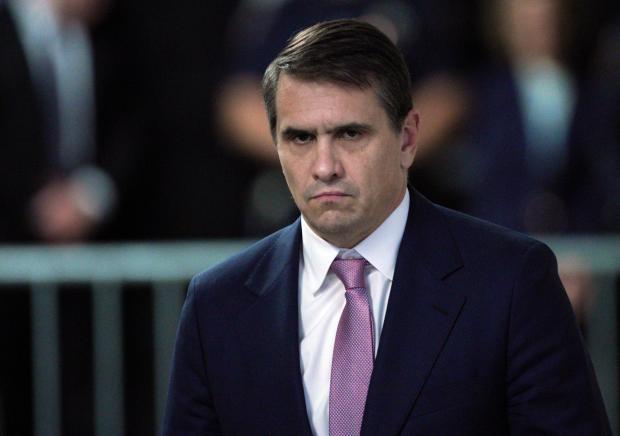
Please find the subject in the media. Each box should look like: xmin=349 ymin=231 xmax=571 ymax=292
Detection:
xmin=274 ymin=75 xmax=389 ymax=131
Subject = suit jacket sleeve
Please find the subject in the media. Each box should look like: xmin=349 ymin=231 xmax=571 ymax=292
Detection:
xmin=163 ymin=277 xmax=223 ymax=435
xmin=506 ymin=242 xmax=611 ymax=434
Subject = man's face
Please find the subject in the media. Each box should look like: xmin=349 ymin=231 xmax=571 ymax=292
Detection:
xmin=274 ymin=74 xmax=419 ymax=248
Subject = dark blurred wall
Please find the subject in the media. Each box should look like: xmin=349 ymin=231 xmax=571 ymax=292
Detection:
xmin=109 ymin=0 xmax=249 ymax=240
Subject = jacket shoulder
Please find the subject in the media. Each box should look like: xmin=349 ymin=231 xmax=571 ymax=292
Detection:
xmin=434 ymin=203 xmax=548 ymax=260
xmin=423 ymin=201 xmax=559 ymax=286
xmin=189 ymin=221 xmax=298 ymax=303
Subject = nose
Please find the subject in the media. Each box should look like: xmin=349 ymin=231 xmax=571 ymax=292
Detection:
xmin=312 ymin=139 xmax=343 ymax=182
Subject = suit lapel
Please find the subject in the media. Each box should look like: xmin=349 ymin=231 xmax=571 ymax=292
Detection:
xmin=362 ymin=191 xmax=466 ymax=436
xmin=235 ymin=220 xmax=313 ymax=435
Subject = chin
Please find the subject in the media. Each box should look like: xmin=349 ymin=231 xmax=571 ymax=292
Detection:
xmin=309 ymin=213 xmax=362 ymax=241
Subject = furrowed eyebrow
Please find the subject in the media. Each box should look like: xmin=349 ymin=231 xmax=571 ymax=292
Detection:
xmin=279 ymin=123 xmax=373 ymax=139
xmin=327 ymin=123 xmax=373 ymax=135
xmin=280 ymin=127 xmax=316 ymax=139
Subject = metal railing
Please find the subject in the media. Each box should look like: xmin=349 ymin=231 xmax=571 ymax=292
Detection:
xmin=0 ymin=237 xmax=618 ymax=435
xmin=0 ymin=241 xmax=251 ymax=436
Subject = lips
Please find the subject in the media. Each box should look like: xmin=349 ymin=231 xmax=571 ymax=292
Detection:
xmin=311 ymin=191 xmax=349 ymax=200
xmin=305 ymin=184 xmax=356 ymax=201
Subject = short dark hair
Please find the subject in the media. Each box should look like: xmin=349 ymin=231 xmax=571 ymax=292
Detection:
xmin=262 ymin=19 xmax=413 ymax=138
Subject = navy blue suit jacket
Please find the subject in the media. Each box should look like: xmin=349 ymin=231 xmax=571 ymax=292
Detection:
xmin=164 ymin=191 xmax=610 ymax=435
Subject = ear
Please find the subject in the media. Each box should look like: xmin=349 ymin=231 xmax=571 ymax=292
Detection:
xmin=399 ymin=109 xmax=420 ymax=170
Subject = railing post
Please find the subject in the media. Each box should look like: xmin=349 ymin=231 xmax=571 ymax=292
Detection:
xmin=93 ymin=282 xmax=124 ymax=436
xmin=587 ymin=274 xmax=619 ymax=434
xmin=31 ymin=283 xmax=61 ymax=436
xmin=153 ymin=282 xmax=185 ymax=435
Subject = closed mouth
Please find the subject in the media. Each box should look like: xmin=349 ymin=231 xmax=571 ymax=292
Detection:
xmin=311 ymin=191 xmax=348 ymax=200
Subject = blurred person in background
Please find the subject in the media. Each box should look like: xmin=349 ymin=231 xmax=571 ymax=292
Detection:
xmin=582 ymin=7 xmax=620 ymax=231
xmin=215 ymin=0 xmax=477 ymax=236
xmin=0 ymin=0 xmax=147 ymax=244
xmin=464 ymin=0 xmax=620 ymax=234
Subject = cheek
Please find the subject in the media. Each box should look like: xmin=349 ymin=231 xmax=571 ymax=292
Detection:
xmin=281 ymin=166 xmax=296 ymax=192
xmin=368 ymin=152 xmax=403 ymax=195
xmin=280 ymin=160 xmax=306 ymax=199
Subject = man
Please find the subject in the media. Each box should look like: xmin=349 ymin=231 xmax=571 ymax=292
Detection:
xmin=164 ymin=19 xmax=610 ymax=435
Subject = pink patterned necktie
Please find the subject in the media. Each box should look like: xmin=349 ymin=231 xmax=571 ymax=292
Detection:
xmin=329 ymin=258 xmax=374 ymax=436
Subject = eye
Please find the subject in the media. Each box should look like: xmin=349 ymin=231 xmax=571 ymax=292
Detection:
xmin=342 ymin=129 xmax=360 ymax=140
xmin=293 ymin=132 xmax=314 ymax=144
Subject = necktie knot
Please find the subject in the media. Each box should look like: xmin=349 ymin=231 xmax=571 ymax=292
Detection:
xmin=331 ymin=258 xmax=368 ymax=291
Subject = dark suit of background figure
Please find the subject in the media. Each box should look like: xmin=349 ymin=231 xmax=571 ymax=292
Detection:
xmin=464 ymin=65 xmax=620 ymax=234
xmin=458 ymin=0 xmax=620 ymax=235
xmin=582 ymin=11 xmax=620 ymax=231
xmin=164 ymin=190 xmax=610 ymax=435
xmin=0 ymin=4 xmax=147 ymax=243
xmin=0 ymin=0 xmax=247 ymax=243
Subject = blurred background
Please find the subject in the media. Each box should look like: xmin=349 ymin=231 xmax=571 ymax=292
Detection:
xmin=0 ymin=0 xmax=619 ymax=434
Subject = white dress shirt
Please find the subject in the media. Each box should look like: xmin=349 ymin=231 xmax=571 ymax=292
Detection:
xmin=299 ymin=189 xmax=410 ymax=436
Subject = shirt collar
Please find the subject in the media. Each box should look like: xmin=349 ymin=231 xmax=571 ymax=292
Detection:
xmin=301 ymin=189 xmax=410 ymax=295
xmin=354 ymin=189 xmax=409 ymax=280
xmin=300 ymin=216 xmax=341 ymax=295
